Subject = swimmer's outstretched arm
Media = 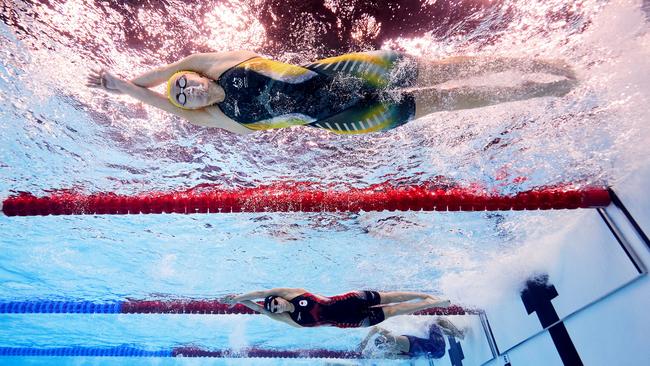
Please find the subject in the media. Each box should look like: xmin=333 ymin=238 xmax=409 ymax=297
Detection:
xmin=87 ymin=69 xmax=251 ymax=134
xmin=237 ymin=299 xmax=301 ymax=328
xmin=130 ymin=50 xmax=258 ymax=87
xmin=129 ymin=54 xmax=213 ymax=88
xmin=358 ymin=326 xmax=383 ymax=351
xmin=223 ymin=288 xmax=306 ymax=303
xmin=238 ymin=300 xmax=267 ymax=314
xmin=87 ymin=69 xmax=216 ymax=124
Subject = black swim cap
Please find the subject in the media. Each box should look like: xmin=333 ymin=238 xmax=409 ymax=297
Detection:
xmin=264 ymin=295 xmax=279 ymax=312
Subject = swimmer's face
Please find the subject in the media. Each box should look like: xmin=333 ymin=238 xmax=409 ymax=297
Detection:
xmin=169 ymin=72 xmax=212 ymax=109
xmin=268 ymin=297 xmax=291 ymax=314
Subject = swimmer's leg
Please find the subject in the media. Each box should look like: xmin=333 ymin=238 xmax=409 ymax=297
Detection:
xmin=377 ymin=291 xmax=435 ymax=304
xmin=415 ymin=56 xmax=576 ymax=86
xmin=381 ymin=297 xmax=451 ymax=320
xmin=413 ymin=78 xmax=577 ymax=119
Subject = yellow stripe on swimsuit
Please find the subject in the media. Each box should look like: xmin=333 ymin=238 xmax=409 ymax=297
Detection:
xmin=216 ymin=50 xmax=418 ymax=134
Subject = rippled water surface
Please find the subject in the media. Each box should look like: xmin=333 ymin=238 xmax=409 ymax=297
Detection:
xmin=1 ymin=0 xmax=649 ymax=364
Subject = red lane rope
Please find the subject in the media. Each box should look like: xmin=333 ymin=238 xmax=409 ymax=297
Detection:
xmin=0 ymin=299 xmax=478 ymax=315
xmin=171 ymin=347 xmax=362 ymax=358
xmin=121 ymin=299 xmax=256 ymax=314
xmin=1 ymin=182 xmax=610 ymax=216
xmin=120 ymin=300 xmax=475 ymax=315
xmin=119 ymin=299 xmax=476 ymax=315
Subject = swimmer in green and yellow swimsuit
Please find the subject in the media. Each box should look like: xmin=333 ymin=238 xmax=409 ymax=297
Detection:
xmin=88 ymin=50 xmax=576 ymax=135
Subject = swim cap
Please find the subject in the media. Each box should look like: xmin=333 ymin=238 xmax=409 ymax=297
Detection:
xmin=374 ymin=334 xmax=389 ymax=348
xmin=264 ymin=295 xmax=279 ymax=312
xmin=365 ymin=333 xmax=393 ymax=357
xmin=166 ymin=71 xmax=198 ymax=109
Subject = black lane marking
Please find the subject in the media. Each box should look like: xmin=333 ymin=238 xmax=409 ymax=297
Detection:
xmin=521 ymin=274 xmax=583 ymax=366
xmin=447 ymin=336 xmax=465 ymax=366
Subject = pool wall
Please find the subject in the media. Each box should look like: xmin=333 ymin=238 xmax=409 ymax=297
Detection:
xmin=479 ymin=166 xmax=650 ymax=365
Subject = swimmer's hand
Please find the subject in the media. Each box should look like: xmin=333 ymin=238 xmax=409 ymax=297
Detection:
xmin=221 ymin=294 xmax=239 ymax=305
xmin=86 ymin=68 xmax=124 ymax=95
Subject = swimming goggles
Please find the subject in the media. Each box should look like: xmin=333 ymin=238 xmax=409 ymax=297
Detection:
xmin=269 ymin=298 xmax=279 ymax=313
xmin=175 ymin=75 xmax=188 ymax=106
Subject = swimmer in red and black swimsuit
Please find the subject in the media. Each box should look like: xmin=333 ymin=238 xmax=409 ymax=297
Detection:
xmin=271 ymin=291 xmax=384 ymax=328
xmin=223 ymin=288 xmax=450 ymax=328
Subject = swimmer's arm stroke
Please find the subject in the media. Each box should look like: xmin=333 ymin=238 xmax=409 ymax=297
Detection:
xmin=358 ymin=327 xmax=407 ymax=358
xmin=130 ymin=51 xmax=259 ymax=87
xmin=230 ymin=288 xmax=307 ymax=302
xmin=358 ymin=327 xmax=394 ymax=351
xmin=238 ymin=300 xmax=301 ymax=328
xmin=358 ymin=326 xmax=382 ymax=351
xmin=87 ymin=69 xmax=252 ymax=135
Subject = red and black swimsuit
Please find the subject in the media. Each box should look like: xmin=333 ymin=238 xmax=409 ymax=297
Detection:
xmin=288 ymin=291 xmax=384 ymax=328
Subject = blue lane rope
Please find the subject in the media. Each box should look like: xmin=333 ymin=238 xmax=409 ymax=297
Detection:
xmin=0 ymin=347 xmax=172 ymax=357
xmin=0 ymin=346 xmax=364 ymax=359
xmin=0 ymin=301 xmax=122 ymax=314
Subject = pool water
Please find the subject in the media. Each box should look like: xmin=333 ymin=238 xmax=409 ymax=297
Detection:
xmin=1 ymin=0 xmax=649 ymax=365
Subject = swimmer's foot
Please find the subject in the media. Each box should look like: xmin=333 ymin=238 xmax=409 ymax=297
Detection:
xmin=436 ymin=317 xmax=465 ymax=340
xmin=532 ymin=59 xmax=577 ymax=80
xmin=426 ymin=296 xmax=451 ymax=308
xmin=521 ymin=78 xmax=578 ymax=98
